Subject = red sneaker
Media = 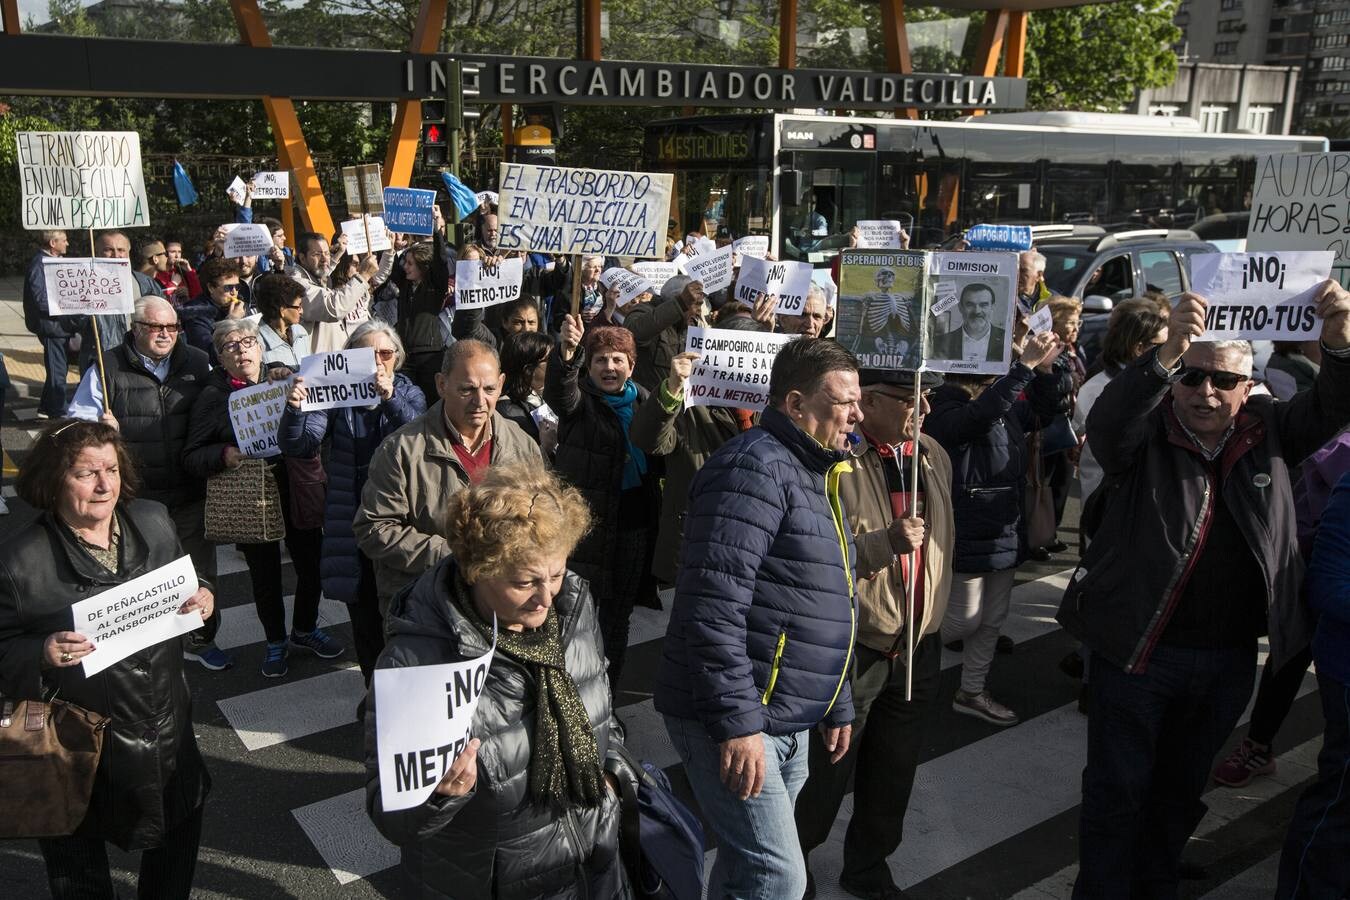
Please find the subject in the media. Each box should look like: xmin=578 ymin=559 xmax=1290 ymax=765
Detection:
xmin=1213 ymin=738 xmax=1276 ymax=787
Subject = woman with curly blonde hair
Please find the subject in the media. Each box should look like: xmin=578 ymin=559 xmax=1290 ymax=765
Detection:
xmin=364 ymin=463 xmax=634 ymax=899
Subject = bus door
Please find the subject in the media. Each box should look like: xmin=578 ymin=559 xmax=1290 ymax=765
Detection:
xmin=777 ymin=150 xmax=875 ymax=262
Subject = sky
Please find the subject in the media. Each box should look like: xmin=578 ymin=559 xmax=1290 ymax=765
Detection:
xmin=19 ymin=0 xmax=53 ymax=26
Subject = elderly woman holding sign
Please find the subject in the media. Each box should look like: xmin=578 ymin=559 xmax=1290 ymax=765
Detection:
xmin=365 ymin=463 xmax=632 ymax=898
xmin=0 ymin=419 xmax=213 ymax=898
xmin=183 ymin=318 xmax=341 ymax=678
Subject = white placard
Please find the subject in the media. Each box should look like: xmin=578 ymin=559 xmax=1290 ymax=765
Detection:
xmin=685 ymin=326 xmax=798 ymax=410
xmin=812 ymin=268 xmax=838 ymax=309
xmin=684 ymin=243 xmax=735 ymax=293
xmin=1188 ymin=251 xmax=1333 ymax=340
xmin=498 ymin=163 xmax=673 ymax=259
xmin=226 ymin=176 xmax=248 ymax=206
xmin=251 ymin=171 xmax=289 ymax=199
xmin=340 ymin=217 xmax=393 ymax=254
xmin=631 ymin=261 xmax=679 ymax=292
xmin=732 ymin=235 xmax=770 ymax=260
xmin=42 ymin=257 xmax=135 ymax=316
xmin=375 ymin=635 xmax=496 ymax=812
xmin=297 ymin=347 xmax=379 ymax=411
xmin=734 ymin=256 xmax=814 ymax=315
xmin=72 ymin=555 xmax=201 ymax=677
xmin=687 ymin=237 xmax=717 ymax=258
xmin=1026 ymin=305 xmax=1055 ymax=334
xmin=924 ymin=251 xmax=1018 ymax=375
xmin=600 ymin=268 xmax=653 ymax=307
xmin=1247 ymin=153 xmax=1350 ymax=267
xmin=856 ymin=220 xmax=904 ymax=250
xmin=670 ymin=252 xmax=692 ymax=273
xmin=222 ymin=223 xmax=273 ymax=259
xmin=228 ymin=380 xmax=288 ymax=458
xmin=16 ymin=131 xmax=149 ymax=230
xmin=455 ymin=257 xmax=525 ymax=310
xmin=931 ymin=280 xmax=960 ymax=317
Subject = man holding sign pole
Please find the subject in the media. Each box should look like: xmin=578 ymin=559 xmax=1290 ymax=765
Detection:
xmin=1061 ymin=278 xmax=1350 ymax=898
xmin=24 ymin=229 xmax=79 ymax=419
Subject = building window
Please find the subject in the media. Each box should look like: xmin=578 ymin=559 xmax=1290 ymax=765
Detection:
xmin=1246 ymin=106 xmax=1275 ymax=133
xmin=1312 ymin=34 xmax=1350 ymax=50
xmin=1268 ymin=38 xmax=1283 ymax=53
xmin=1217 ymin=18 xmax=1245 ymax=32
xmin=1220 ymin=0 xmax=1242 ymax=10
xmin=1200 ymin=106 xmax=1229 ymax=132
xmin=1214 ymin=40 xmax=1239 ymax=55
xmin=1270 ymin=17 xmax=1285 ymax=31
xmin=1315 ymin=9 xmax=1350 ymax=26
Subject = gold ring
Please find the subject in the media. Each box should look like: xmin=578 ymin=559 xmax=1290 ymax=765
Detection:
xmin=60 ymin=652 xmax=72 ymax=663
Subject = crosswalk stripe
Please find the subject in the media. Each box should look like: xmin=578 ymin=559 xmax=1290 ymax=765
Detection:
xmin=291 ymin=788 xmax=400 ymax=886
xmin=213 ymin=595 xmax=352 ymax=651
xmin=217 ymin=666 xmax=365 ymax=751
xmin=1197 ymin=851 xmax=1283 ymax=900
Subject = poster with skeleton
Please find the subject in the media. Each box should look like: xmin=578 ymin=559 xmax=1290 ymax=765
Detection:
xmin=836 ymin=251 xmax=928 ymax=371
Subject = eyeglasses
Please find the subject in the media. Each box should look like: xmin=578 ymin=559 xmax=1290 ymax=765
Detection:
xmin=1178 ymin=367 xmax=1248 ymax=391
xmin=220 ymin=336 xmax=259 ymax=354
xmin=374 ymin=349 xmax=396 ymax=361
xmin=869 ymin=389 xmax=931 ymax=405
xmin=133 ymin=321 xmax=180 ymax=334
xmin=217 ymin=283 xmax=241 ymax=294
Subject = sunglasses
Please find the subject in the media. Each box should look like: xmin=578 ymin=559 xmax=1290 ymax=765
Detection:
xmin=134 ymin=321 xmax=180 ymax=334
xmin=218 ymin=283 xmax=241 ymax=294
xmin=1178 ymin=367 xmax=1248 ymax=391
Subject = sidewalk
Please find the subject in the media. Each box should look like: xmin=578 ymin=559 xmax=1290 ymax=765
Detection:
xmin=0 ymin=275 xmax=78 ymax=475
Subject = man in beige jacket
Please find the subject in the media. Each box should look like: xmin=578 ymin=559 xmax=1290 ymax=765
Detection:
xmin=354 ymin=339 xmax=542 ymax=611
xmin=794 ymin=367 xmax=954 ymax=900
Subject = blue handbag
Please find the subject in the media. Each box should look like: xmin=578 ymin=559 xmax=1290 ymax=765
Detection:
xmin=613 ymin=744 xmax=705 ymax=900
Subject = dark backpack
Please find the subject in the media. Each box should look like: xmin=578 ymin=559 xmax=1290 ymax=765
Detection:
xmin=613 ymin=744 xmax=704 ymax=900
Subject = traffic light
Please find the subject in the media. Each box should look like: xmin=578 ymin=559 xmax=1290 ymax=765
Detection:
xmin=447 ymin=61 xmax=481 ymax=132
xmin=422 ymin=99 xmax=447 ymax=168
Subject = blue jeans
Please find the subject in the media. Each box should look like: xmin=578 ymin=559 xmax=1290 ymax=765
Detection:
xmin=664 ymin=715 xmax=809 ymax=900
xmin=39 ymin=335 xmax=70 ymax=417
xmin=1074 ymin=642 xmax=1256 ymax=900
xmin=1277 ymin=674 xmax=1350 ymax=900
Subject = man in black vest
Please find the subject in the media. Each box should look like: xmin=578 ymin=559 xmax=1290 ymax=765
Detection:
xmin=67 ymin=296 xmax=230 ymax=670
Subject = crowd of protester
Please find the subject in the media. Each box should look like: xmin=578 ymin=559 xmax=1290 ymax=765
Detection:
xmin=5 ymin=205 xmax=1350 ymax=900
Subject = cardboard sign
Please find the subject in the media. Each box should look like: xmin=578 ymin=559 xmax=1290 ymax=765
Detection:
xmin=631 ymin=261 xmax=679 ymax=292
xmin=297 ymin=347 xmax=380 ymax=411
xmin=1188 ymin=251 xmax=1333 ymax=340
xmin=340 ymin=217 xmax=392 ymax=254
xmin=72 ymin=555 xmax=201 ymax=677
xmin=226 ymin=176 xmax=248 ymax=206
xmin=228 ymin=380 xmax=288 ymax=458
xmin=42 ymin=257 xmax=135 ymax=316
xmin=924 ymin=252 xmax=1017 ymax=375
xmin=1247 ymin=153 xmax=1350 ymax=267
xmin=685 ymin=326 xmax=798 ymax=410
xmin=734 ymin=256 xmax=814 ymax=315
xmin=1026 ymin=305 xmax=1055 ymax=334
xmin=251 ymin=171 xmax=289 ymax=199
xmin=375 ymin=636 xmax=496 ymax=812
xmin=600 ymin=267 xmax=654 ymax=306
xmin=498 ymin=163 xmax=673 ymax=259
xmin=684 ymin=243 xmax=735 ymax=293
xmin=382 ymin=187 xmax=437 ymax=237
xmin=965 ymin=224 xmax=1033 ymax=252
xmin=454 ymin=257 xmax=525 ymax=310
xmin=222 ymin=223 xmax=273 ymax=259
xmin=836 ymin=251 xmax=929 ymax=372
xmin=855 ymin=220 xmax=904 ymax=249
xmin=733 ymin=235 xmax=770 ymax=259
xmin=16 ymin=131 xmax=149 ymax=230
xmin=342 ymin=164 xmax=385 ymax=215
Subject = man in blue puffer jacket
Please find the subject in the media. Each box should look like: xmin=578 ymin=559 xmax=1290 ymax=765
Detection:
xmin=656 ymin=337 xmax=861 ymax=899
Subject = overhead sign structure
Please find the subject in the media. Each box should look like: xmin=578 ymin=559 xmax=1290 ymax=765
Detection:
xmin=16 ymin=130 xmax=149 ymax=230
xmin=1247 ymin=153 xmax=1350 ymax=268
xmin=1188 ymin=251 xmax=1333 ymax=340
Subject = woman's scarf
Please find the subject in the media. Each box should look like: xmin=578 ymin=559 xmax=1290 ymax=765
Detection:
xmin=451 ymin=572 xmax=604 ymax=810
xmin=601 ymin=380 xmax=647 ymax=490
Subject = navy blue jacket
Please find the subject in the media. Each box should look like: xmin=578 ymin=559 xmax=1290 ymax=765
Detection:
xmin=655 ymin=405 xmax=857 ymax=741
xmin=23 ymin=251 xmax=85 ymax=339
xmin=1304 ymin=471 xmax=1350 ymax=684
xmin=277 ymin=373 xmax=427 ymax=602
xmin=926 ymin=362 xmax=1062 ymax=573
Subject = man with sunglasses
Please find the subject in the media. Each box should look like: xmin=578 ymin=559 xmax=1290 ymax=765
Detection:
xmin=66 ymin=296 xmax=230 ymax=670
xmin=794 ymin=368 xmax=954 ymax=900
xmin=1060 ymin=281 xmax=1350 ymax=899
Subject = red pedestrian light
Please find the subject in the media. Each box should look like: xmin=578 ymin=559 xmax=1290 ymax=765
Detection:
xmin=424 ymin=124 xmax=444 ymax=146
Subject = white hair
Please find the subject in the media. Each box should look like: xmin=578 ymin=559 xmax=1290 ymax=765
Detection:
xmin=347 ymin=319 xmax=406 ymax=370
xmin=1194 ymin=339 xmax=1254 ymax=376
xmin=1021 ymin=250 xmax=1046 ymax=273
xmin=134 ymin=296 xmax=177 ymax=321
xmin=211 ymin=317 xmax=260 ymax=354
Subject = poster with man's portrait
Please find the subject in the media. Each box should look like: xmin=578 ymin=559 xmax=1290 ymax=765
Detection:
xmin=924 ymin=252 xmax=1017 ymax=375
xmin=835 ymin=250 xmax=929 ymax=371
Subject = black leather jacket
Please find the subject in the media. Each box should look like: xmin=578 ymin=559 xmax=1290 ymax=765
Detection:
xmin=0 ymin=500 xmax=211 ymax=850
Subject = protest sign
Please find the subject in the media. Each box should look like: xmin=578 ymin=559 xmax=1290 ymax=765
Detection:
xmin=1187 ymin=251 xmax=1333 ymax=340
xmin=734 ymin=256 xmax=814 ymax=314
xmin=631 ymin=261 xmax=679 ymax=291
xmin=685 ymin=326 xmax=798 ymax=410
xmin=340 ymin=217 xmax=392 ymax=254
xmin=1026 ymin=305 xmax=1054 ymax=334
xmin=382 ymin=187 xmax=437 ymax=237
xmin=251 ymin=171 xmax=289 ymax=199
xmin=455 ymin=257 xmax=525 ymax=310
xmin=855 ymin=220 xmax=904 ymax=249
xmin=374 ymin=637 xmax=496 ymax=812
xmin=226 ymin=176 xmax=248 ymax=206
xmin=298 ymin=347 xmax=380 ymax=411
xmin=684 ymin=243 xmax=735 ymax=293
xmin=924 ymin=252 xmax=1017 ymax=375
xmin=836 ymin=251 xmax=929 ymax=371
xmin=812 ymin=268 xmax=838 ymax=309
xmin=965 ymin=224 xmax=1033 ymax=252
xmin=1247 ymin=153 xmax=1350 ymax=266
xmin=600 ymin=268 xmax=653 ymax=306
xmin=222 ymin=223 xmax=273 ymax=259
xmin=72 ymin=555 xmax=201 ymax=677
xmin=16 ymin=131 xmax=149 ymax=230
xmin=228 ymin=380 xmax=288 ymax=458
xmin=497 ymin=163 xmax=673 ymax=258
xmin=42 ymin=258 xmax=134 ymax=316
xmin=342 ymin=164 xmax=385 ymax=215
xmin=733 ymin=235 xmax=770 ymax=259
